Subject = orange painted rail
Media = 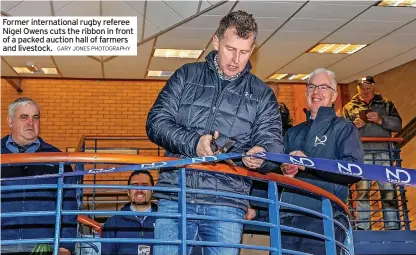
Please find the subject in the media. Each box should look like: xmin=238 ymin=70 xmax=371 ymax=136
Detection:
xmin=361 ymin=137 xmax=403 ymax=143
xmin=78 ymin=215 xmax=102 ymax=235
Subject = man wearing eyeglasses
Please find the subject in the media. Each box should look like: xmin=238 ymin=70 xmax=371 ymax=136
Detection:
xmin=279 ymin=68 xmax=364 ymax=254
xmin=342 ymin=76 xmax=402 ymax=231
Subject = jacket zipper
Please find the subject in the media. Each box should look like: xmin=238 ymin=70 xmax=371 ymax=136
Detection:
xmin=20 ymin=179 xmax=26 ymax=239
xmin=193 ymin=72 xmax=226 ymax=201
xmin=194 ymin=72 xmax=244 ymax=201
xmin=190 ymin=70 xmax=222 ymax=202
xmin=135 ymin=216 xmax=144 ymax=237
xmin=192 ymin=61 xmax=247 ymax=201
xmin=204 ymin=73 xmax=222 ymax=138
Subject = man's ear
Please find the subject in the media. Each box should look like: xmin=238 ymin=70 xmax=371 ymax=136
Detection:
xmin=213 ymin=35 xmax=219 ymax=51
xmin=250 ymin=43 xmax=256 ymax=55
xmin=7 ymin=116 xmax=13 ymax=129
xmin=331 ymin=91 xmax=338 ymax=104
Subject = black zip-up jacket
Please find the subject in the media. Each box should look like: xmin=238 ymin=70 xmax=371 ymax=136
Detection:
xmin=101 ymin=203 xmax=157 ymax=255
xmin=146 ymin=50 xmax=284 ymax=212
xmin=342 ymin=93 xmax=402 ymax=151
xmin=1 ymin=135 xmax=77 ymax=252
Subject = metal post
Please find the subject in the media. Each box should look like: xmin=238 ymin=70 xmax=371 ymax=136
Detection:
xmin=178 ymin=168 xmax=187 ymax=255
xmin=322 ymin=198 xmax=336 ymax=255
xmin=92 ymin=139 xmax=97 ymax=219
xmin=53 ymin=163 xmax=65 ymax=255
xmin=268 ymin=181 xmax=281 ymax=255
xmin=348 ymin=184 xmax=356 ymax=229
xmin=394 ymin=144 xmax=410 ymax=230
xmin=76 ymin=139 xmax=85 ymax=214
xmin=346 ymin=218 xmax=355 ymax=255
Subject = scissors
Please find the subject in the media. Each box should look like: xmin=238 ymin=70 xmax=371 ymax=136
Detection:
xmin=210 ymin=131 xmax=236 ymax=167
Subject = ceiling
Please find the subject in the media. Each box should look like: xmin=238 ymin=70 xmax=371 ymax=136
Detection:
xmin=1 ymin=0 xmax=416 ymax=83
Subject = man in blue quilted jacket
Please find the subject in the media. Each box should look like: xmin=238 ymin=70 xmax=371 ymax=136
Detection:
xmin=146 ymin=10 xmax=283 ymax=255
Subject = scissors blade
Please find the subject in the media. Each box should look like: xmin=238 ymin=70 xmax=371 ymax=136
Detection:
xmin=219 ymin=139 xmax=236 ymax=153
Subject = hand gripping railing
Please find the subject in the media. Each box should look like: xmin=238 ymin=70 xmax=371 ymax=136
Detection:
xmin=1 ymin=153 xmax=353 ymax=255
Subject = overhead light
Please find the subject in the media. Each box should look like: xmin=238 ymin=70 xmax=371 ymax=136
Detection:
xmin=13 ymin=67 xmax=33 ymax=74
xmin=41 ymin=68 xmax=58 ymax=75
xmin=317 ymin=44 xmax=335 ymax=53
xmin=308 ymin=44 xmax=367 ymax=54
xmin=288 ymin=74 xmax=310 ymax=80
xmin=13 ymin=66 xmax=58 ymax=74
xmin=147 ymin=70 xmax=174 ymax=77
xmin=268 ymin=73 xmax=309 ymax=81
xmin=269 ymin=73 xmax=288 ymax=80
xmin=378 ymin=0 xmax=416 ymax=7
xmin=153 ymin=49 xmax=202 ymax=59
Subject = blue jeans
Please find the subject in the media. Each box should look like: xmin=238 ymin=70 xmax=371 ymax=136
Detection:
xmin=154 ymin=199 xmax=245 ymax=255
xmin=356 ymin=152 xmax=399 ymax=230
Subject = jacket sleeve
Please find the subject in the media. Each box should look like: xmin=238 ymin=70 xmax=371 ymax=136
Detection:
xmin=342 ymin=105 xmax=354 ymax=122
xmin=61 ymin=165 xmax=78 ymax=252
xmin=251 ymin=88 xmax=284 ymax=173
xmin=101 ymin=218 xmax=118 ymax=255
xmin=316 ymin=122 xmax=364 ymax=184
xmin=272 ymin=130 xmax=292 ymax=175
xmin=381 ymin=101 xmax=402 ymax=132
xmin=336 ymin=123 xmax=364 ymax=163
xmin=146 ymin=66 xmax=201 ymax=157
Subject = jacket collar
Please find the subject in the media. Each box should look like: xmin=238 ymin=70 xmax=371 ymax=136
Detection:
xmin=306 ymin=106 xmax=336 ymax=125
xmin=1 ymin=135 xmax=54 ymax=153
xmin=351 ymin=93 xmax=384 ymax=105
xmin=121 ymin=202 xmax=157 ymax=212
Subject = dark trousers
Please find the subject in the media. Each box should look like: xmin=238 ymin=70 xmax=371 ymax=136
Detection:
xmin=281 ymin=215 xmax=349 ymax=255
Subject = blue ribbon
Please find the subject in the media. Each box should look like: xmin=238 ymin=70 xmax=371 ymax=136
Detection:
xmin=0 ymin=153 xmax=242 ymax=182
xmin=1 ymin=152 xmax=415 ymax=186
xmin=257 ymin=152 xmax=415 ymax=186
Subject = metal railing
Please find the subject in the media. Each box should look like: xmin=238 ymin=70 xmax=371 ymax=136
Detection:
xmin=70 ymin=135 xmax=412 ymax=231
xmin=348 ymin=137 xmax=411 ymax=231
xmin=1 ymin=153 xmax=353 ymax=255
xmin=72 ymin=135 xmax=162 ymax=156
xmin=70 ymin=135 xmax=163 ymax=219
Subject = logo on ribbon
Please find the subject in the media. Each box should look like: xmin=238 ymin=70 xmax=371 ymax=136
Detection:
xmin=337 ymin=163 xmax=363 ymax=177
xmin=289 ymin=157 xmax=315 ymax=167
xmin=386 ymin=168 xmax=411 ymax=184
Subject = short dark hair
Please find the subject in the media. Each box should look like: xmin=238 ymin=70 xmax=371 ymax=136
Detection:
xmin=216 ymin=10 xmax=258 ymax=41
xmin=128 ymin=170 xmax=154 ymax=186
